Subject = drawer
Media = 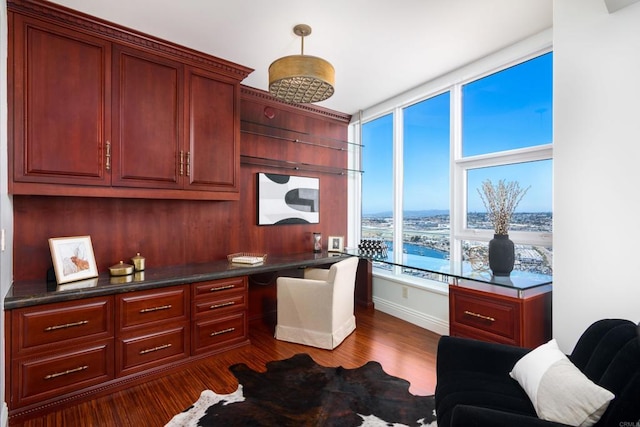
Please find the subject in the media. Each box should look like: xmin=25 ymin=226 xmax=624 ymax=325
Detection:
xmin=192 ymin=311 xmax=247 ymax=355
xmin=192 ymin=277 xmax=246 ymax=300
xmin=116 ymin=323 xmax=189 ymax=376
xmin=12 ymin=296 xmax=113 ymax=355
xmin=192 ymin=291 xmax=246 ymax=319
xmin=116 ymin=286 xmax=188 ymax=332
xmin=450 ymin=288 xmax=520 ymax=342
xmin=13 ymin=340 xmax=114 ymax=407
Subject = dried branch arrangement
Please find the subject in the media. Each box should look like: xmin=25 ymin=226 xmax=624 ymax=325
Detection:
xmin=478 ymin=179 xmax=530 ymax=235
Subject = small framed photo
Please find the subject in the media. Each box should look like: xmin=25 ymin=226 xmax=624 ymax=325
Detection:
xmin=49 ymin=236 xmax=98 ymax=284
xmin=328 ymin=236 xmax=344 ymax=253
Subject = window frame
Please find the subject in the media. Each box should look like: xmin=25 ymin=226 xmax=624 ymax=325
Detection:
xmin=350 ymin=40 xmax=553 ymax=287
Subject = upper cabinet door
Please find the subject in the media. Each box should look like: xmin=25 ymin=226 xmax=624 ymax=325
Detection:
xmin=185 ymin=67 xmax=239 ymax=193
xmin=11 ymin=15 xmax=111 ymax=186
xmin=111 ymin=46 xmax=183 ymax=189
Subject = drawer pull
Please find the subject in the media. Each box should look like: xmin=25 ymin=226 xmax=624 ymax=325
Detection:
xmin=464 ymin=310 xmax=495 ymax=322
xmin=44 ymin=320 xmax=89 ymax=332
xmin=139 ymin=343 xmax=172 ymax=355
xmin=44 ymin=365 xmax=88 ymax=380
xmin=139 ymin=304 xmax=172 ymax=313
xmin=210 ymin=301 xmax=235 ymax=310
xmin=210 ymin=327 xmax=235 ymax=337
xmin=210 ymin=284 xmax=235 ymax=292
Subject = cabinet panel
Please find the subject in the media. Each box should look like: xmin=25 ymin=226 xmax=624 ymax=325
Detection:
xmin=13 ymin=296 xmax=113 ymax=356
xmin=11 ymin=15 xmax=111 ymax=186
xmin=185 ymin=67 xmax=239 ymax=192
xmin=192 ymin=277 xmax=246 ymax=300
xmin=192 ymin=311 xmax=247 ymax=355
xmin=193 ymin=292 xmax=246 ymax=319
xmin=116 ymin=323 xmax=189 ymax=376
xmin=116 ymin=286 xmax=188 ymax=332
xmin=449 ymin=285 xmax=551 ymax=348
xmin=112 ymin=46 xmax=182 ymax=189
xmin=450 ymin=290 xmax=519 ymax=342
xmin=13 ymin=340 xmax=114 ymax=408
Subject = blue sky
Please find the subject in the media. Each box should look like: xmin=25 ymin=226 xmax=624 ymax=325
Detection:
xmin=362 ymin=52 xmax=553 ymax=215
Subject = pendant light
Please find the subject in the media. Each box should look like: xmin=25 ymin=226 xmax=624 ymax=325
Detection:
xmin=268 ymin=24 xmax=335 ymax=104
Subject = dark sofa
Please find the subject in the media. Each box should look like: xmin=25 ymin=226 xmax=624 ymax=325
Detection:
xmin=435 ymin=319 xmax=640 ymax=427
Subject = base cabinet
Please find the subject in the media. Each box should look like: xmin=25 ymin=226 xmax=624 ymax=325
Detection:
xmin=8 ymin=295 xmax=116 ymax=410
xmin=6 ymin=278 xmax=249 ymax=417
xmin=449 ymin=284 xmax=551 ymax=348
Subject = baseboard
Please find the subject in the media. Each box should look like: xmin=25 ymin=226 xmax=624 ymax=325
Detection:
xmin=1 ymin=401 xmax=8 ymax=427
xmin=373 ymin=297 xmax=449 ymax=336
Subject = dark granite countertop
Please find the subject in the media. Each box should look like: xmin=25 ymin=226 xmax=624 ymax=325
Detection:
xmin=5 ymin=252 xmax=350 ymax=310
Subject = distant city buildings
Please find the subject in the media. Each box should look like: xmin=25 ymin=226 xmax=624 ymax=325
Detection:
xmin=362 ymin=212 xmax=553 ymax=275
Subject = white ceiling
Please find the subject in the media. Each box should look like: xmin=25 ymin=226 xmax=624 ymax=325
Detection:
xmin=48 ymin=0 xmax=552 ymax=116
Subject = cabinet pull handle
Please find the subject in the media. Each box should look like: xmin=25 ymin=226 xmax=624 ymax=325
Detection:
xmin=44 ymin=320 xmax=89 ymax=332
xmin=139 ymin=304 xmax=172 ymax=313
xmin=179 ymin=151 xmax=184 ymax=176
xmin=105 ymin=141 xmax=111 ymax=171
xmin=139 ymin=343 xmax=172 ymax=355
xmin=44 ymin=365 xmax=88 ymax=380
xmin=210 ymin=327 xmax=235 ymax=337
xmin=464 ymin=310 xmax=495 ymax=322
xmin=186 ymin=151 xmax=191 ymax=177
xmin=210 ymin=284 xmax=235 ymax=292
xmin=210 ymin=301 xmax=235 ymax=310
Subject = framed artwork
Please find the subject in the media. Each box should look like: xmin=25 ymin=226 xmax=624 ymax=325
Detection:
xmin=49 ymin=235 xmax=98 ymax=284
xmin=257 ymin=173 xmax=319 ymax=225
xmin=328 ymin=236 xmax=344 ymax=252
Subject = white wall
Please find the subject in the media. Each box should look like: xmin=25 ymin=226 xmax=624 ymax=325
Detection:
xmin=553 ymin=0 xmax=640 ymax=351
xmin=1 ymin=0 xmax=12 ymax=424
xmin=373 ymin=274 xmax=450 ymax=336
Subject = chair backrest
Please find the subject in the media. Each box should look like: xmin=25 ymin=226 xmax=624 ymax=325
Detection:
xmin=327 ymin=257 xmax=359 ymax=320
xmin=569 ymin=319 xmax=640 ymax=426
xmin=326 ymin=256 xmax=359 ymax=286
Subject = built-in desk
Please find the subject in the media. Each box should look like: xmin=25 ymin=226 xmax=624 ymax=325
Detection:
xmin=4 ymin=251 xmax=361 ymax=419
xmin=346 ymin=249 xmax=552 ymax=348
xmin=4 ymin=251 xmax=354 ymax=309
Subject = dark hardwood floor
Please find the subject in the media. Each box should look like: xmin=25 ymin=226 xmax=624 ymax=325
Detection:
xmin=10 ymin=307 xmax=441 ymax=427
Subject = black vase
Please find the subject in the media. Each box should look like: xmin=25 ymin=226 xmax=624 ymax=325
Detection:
xmin=488 ymin=234 xmax=515 ymax=276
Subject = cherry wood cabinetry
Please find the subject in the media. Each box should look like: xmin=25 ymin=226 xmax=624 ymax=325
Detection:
xmin=185 ymin=67 xmax=240 ymax=193
xmin=10 ymin=14 xmax=112 ymax=187
xmin=5 ymin=278 xmax=250 ymax=417
xmin=191 ymin=277 xmax=249 ymax=355
xmin=115 ymin=286 xmax=190 ymax=377
xmin=111 ymin=46 xmax=183 ymax=190
xmin=8 ymin=296 xmax=115 ymax=410
xmin=449 ymin=284 xmax=551 ymax=348
xmin=8 ymin=0 xmax=251 ymax=200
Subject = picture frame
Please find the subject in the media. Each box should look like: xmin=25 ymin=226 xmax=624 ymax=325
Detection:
xmin=257 ymin=173 xmax=320 ymax=225
xmin=328 ymin=236 xmax=344 ymax=253
xmin=49 ymin=236 xmax=98 ymax=284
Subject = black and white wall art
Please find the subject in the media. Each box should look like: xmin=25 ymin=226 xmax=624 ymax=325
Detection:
xmin=257 ymin=173 xmax=319 ymax=225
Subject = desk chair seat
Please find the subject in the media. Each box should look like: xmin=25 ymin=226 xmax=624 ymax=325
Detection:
xmin=275 ymin=256 xmax=359 ymax=350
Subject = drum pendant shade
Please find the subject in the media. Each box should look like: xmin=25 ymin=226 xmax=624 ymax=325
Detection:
xmin=269 ymin=24 xmax=335 ymax=104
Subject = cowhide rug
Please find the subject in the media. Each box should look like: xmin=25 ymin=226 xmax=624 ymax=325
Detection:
xmin=166 ymin=353 xmax=437 ymax=427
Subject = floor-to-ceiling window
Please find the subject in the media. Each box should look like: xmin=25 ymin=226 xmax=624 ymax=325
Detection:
xmin=358 ymin=50 xmax=553 ymax=285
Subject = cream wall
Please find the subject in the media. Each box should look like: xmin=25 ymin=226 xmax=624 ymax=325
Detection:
xmin=553 ymin=0 xmax=640 ymax=351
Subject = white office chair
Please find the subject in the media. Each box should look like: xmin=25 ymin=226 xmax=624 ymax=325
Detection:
xmin=275 ymin=256 xmax=359 ymax=350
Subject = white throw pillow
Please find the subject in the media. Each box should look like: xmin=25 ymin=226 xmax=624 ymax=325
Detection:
xmin=509 ymin=339 xmax=615 ymax=427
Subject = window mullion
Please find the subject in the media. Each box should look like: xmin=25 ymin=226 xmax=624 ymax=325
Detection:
xmin=450 ymin=84 xmax=463 ymax=269
xmin=393 ymin=107 xmax=404 ymax=272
